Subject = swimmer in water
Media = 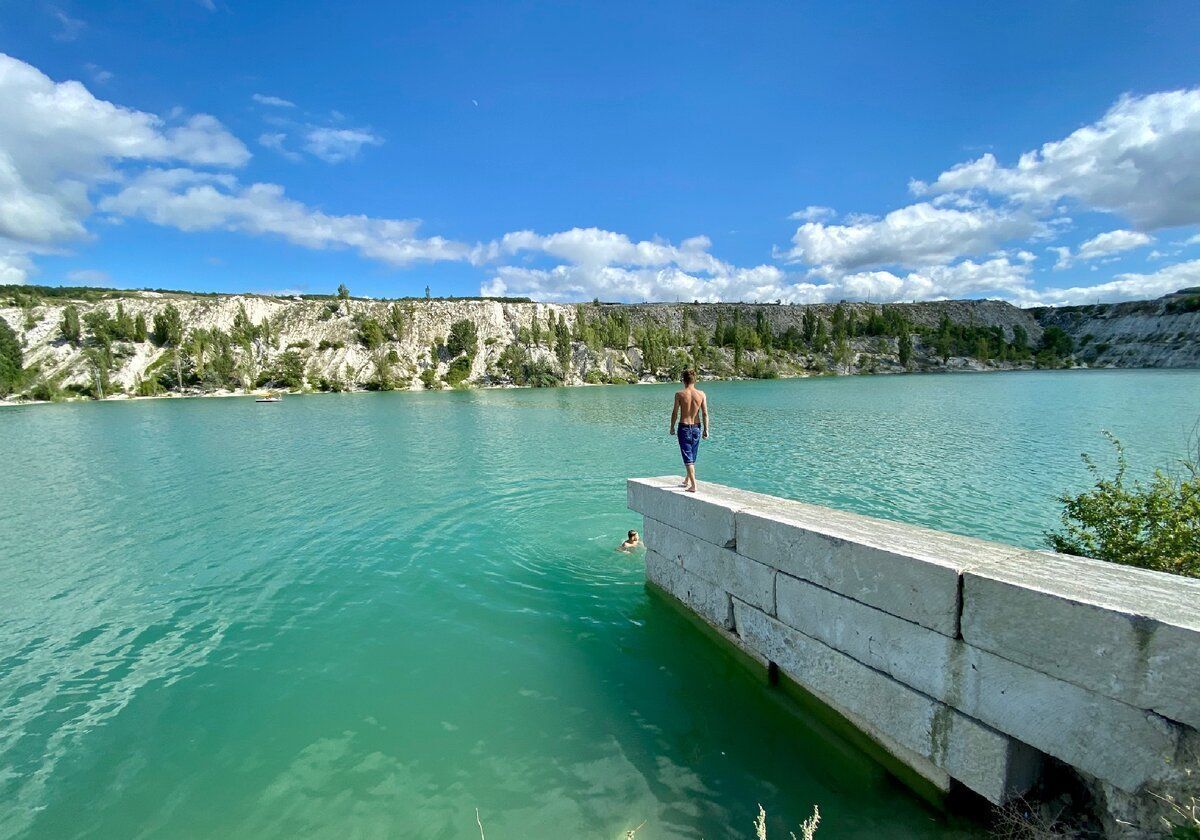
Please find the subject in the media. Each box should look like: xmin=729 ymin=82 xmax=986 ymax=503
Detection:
xmin=617 ymin=530 xmax=641 ymax=552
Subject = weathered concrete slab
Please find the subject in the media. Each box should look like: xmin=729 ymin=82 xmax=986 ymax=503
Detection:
xmin=737 ymin=497 xmax=1021 ymax=636
xmin=644 ymin=516 xmax=775 ymax=614
xmin=775 ymin=572 xmax=1182 ymax=792
xmin=735 ymin=601 xmax=1041 ymax=804
xmin=645 ymin=549 xmax=733 ymax=630
xmin=628 ymin=477 xmax=741 ymax=548
xmin=962 ymin=550 xmax=1200 ymax=730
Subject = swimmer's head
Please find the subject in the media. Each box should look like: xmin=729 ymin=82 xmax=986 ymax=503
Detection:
xmin=628 ymin=530 xmax=638 ymax=541
xmin=682 ymin=369 xmax=695 ymax=385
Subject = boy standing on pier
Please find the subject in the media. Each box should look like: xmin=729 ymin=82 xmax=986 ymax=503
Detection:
xmin=670 ymin=369 xmax=709 ymax=493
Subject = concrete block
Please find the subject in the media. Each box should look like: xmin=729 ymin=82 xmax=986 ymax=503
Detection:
xmin=644 ymin=516 xmax=775 ymax=614
xmin=735 ymin=601 xmax=1041 ymax=804
xmin=645 ymin=549 xmax=733 ymax=630
xmin=776 ymin=572 xmax=1182 ymax=792
xmin=628 ymin=477 xmax=740 ymax=548
xmin=963 ymin=550 xmax=1200 ymax=730
xmin=737 ymin=498 xmax=1021 ymax=636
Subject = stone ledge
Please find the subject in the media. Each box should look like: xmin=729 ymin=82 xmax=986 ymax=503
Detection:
xmin=775 ymin=572 xmax=1182 ymax=792
xmin=962 ymin=550 xmax=1200 ymax=730
xmin=645 ymin=548 xmax=733 ymax=630
xmin=643 ymin=516 xmax=775 ymax=614
xmin=735 ymin=600 xmax=1042 ymax=804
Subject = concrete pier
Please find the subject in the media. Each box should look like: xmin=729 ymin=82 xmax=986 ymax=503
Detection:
xmin=629 ymin=476 xmax=1200 ymax=806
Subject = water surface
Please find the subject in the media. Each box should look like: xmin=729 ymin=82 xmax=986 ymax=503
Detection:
xmin=2 ymin=371 xmax=1198 ymax=839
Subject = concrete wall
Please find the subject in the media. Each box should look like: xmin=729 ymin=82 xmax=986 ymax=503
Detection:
xmin=629 ymin=476 xmax=1200 ymax=807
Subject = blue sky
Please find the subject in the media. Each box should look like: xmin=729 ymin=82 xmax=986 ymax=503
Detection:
xmin=2 ymin=0 xmax=1200 ymax=304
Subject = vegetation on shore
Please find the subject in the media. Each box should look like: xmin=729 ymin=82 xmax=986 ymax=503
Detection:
xmin=1047 ymin=431 xmax=1200 ymax=579
xmin=0 ymin=284 xmax=1087 ymax=404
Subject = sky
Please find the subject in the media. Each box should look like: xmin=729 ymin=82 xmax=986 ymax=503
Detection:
xmin=2 ymin=1 xmax=1200 ymax=306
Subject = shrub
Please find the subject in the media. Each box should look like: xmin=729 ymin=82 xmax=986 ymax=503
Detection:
xmin=1046 ymin=432 xmax=1199 ymax=578
xmin=420 ymin=366 xmax=441 ymax=390
xmin=60 ymin=305 xmax=82 ymax=346
xmin=358 ymin=317 xmax=386 ymax=349
xmin=445 ymin=355 xmax=472 ymax=386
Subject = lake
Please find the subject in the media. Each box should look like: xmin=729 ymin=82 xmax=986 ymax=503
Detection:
xmin=2 ymin=370 xmax=1198 ymax=838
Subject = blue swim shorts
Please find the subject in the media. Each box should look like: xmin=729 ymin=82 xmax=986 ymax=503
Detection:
xmin=678 ymin=423 xmax=702 ymax=465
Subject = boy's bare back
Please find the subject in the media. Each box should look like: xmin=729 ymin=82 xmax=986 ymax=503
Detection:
xmin=674 ymin=387 xmax=706 ymax=425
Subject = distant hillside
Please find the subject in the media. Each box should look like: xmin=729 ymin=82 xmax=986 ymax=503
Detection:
xmin=0 ymin=285 xmax=1194 ymax=403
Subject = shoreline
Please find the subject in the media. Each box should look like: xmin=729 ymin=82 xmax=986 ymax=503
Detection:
xmin=0 ymin=361 xmax=1167 ymax=410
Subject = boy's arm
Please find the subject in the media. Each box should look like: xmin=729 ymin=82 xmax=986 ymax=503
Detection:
xmin=669 ymin=393 xmax=679 ymax=434
xmin=701 ymin=393 xmax=710 ymax=437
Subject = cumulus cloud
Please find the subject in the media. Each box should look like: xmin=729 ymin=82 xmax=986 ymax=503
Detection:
xmin=915 ymin=89 xmax=1200 ymax=229
xmin=251 ymin=93 xmax=294 ymax=108
xmin=780 ymin=202 xmax=1041 ymax=271
xmin=1052 ymin=229 xmax=1153 ymax=268
xmin=0 ymin=52 xmax=248 ymax=249
xmin=100 ymin=169 xmax=472 ymax=265
xmin=1016 ymin=259 xmax=1200 ymax=307
xmin=303 ymin=127 xmax=383 ymax=163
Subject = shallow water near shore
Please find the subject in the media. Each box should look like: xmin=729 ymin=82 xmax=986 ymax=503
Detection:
xmin=2 ymin=370 xmax=1198 ymax=839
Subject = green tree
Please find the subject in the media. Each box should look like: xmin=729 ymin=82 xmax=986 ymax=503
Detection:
xmin=337 ymin=283 xmax=350 ymax=315
xmin=445 ymin=355 xmax=472 ymax=386
xmin=387 ymin=303 xmax=406 ymax=341
xmin=554 ymin=321 xmax=572 ymax=372
xmin=1011 ymin=324 xmax=1029 ymax=353
xmin=358 ymin=317 xmax=386 ymax=349
xmin=1047 ymin=433 xmax=1199 ymax=578
xmin=1040 ymin=326 xmax=1074 ymax=358
xmin=446 ymin=319 xmax=478 ymax=359
xmin=0 ymin=318 xmax=22 ymax=397
xmin=898 ymin=331 xmax=913 ymax=367
xmin=134 ymin=313 xmax=148 ymax=342
xmin=152 ymin=304 xmax=184 ymax=347
xmin=60 ymin=305 xmax=82 ymax=346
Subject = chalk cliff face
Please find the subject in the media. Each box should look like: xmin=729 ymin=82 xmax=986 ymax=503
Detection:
xmin=1030 ymin=290 xmax=1200 ymax=368
xmin=0 ymin=287 xmax=1195 ymax=401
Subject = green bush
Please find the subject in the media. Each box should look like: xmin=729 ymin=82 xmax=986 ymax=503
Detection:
xmin=445 ymin=355 xmax=472 ymax=386
xmin=1046 ymin=432 xmax=1199 ymax=578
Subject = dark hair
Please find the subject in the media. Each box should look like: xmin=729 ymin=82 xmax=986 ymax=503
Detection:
xmin=682 ymin=369 xmax=695 ymax=384
xmin=628 ymin=530 xmax=637 ymax=539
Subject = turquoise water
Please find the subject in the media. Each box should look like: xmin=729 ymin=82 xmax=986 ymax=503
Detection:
xmin=2 ymin=370 xmax=1198 ymax=839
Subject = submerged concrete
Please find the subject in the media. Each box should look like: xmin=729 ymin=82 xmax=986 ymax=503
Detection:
xmin=629 ymin=477 xmax=1200 ymax=812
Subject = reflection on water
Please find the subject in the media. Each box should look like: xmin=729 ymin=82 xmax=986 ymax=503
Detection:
xmin=1 ymin=371 xmax=1197 ymax=838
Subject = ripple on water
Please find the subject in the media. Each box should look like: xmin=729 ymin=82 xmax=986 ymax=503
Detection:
xmin=1 ymin=372 xmax=1198 ymax=839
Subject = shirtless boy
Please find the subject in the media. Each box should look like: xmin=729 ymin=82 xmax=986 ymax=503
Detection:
xmin=669 ymin=369 xmax=709 ymax=493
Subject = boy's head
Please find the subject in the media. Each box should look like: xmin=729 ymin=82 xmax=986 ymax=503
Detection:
xmin=682 ymin=369 xmax=695 ymax=385
xmin=628 ymin=530 xmax=638 ymax=540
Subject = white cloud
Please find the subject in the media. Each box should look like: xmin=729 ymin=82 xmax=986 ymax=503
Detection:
xmin=252 ymin=93 xmax=295 ymax=108
xmin=781 ymin=202 xmax=1041 ymax=270
xmin=258 ymin=132 xmax=302 ymax=162
xmin=917 ymin=89 xmax=1200 ymax=229
xmin=1052 ymin=229 xmax=1153 ymax=268
xmin=788 ymin=205 xmax=835 ymax=222
xmin=303 ymin=127 xmax=383 ymax=163
xmin=0 ymin=248 xmax=33 ymax=284
xmin=0 ymin=53 xmax=248 ymax=250
xmin=1187 ymin=233 xmax=1200 ymax=245
xmin=1017 ymin=259 xmax=1200 ymax=307
xmin=100 ymin=168 xmax=472 ymax=266
xmin=479 ymin=228 xmax=729 ymax=275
